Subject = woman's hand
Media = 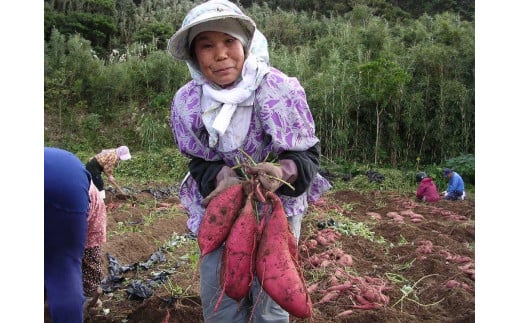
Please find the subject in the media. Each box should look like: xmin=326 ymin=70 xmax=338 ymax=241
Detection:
xmin=246 ymin=162 xmax=284 ymax=192
xmin=201 ymin=166 xmax=242 ymax=207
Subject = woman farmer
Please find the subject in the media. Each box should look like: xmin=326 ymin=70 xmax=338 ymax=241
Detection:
xmin=85 ymin=145 xmax=131 ymax=198
xmin=167 ymin=1 xmax=331 ymax=321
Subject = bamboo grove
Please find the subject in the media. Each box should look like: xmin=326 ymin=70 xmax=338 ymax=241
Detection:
xmin=44 ymin=0 xmax=474 ymax=167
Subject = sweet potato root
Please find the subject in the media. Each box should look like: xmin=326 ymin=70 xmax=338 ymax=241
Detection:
xmin=256 ymin=191 xmax=312 ymax=319
xmin=221 ymin=192 xmax=258 ymax=301
xmin=198 ymin=183 xmax=245 ymax=257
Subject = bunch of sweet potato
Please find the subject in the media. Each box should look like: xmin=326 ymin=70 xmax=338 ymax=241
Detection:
xmin=197 ymin=178 xmax=312 ymax=319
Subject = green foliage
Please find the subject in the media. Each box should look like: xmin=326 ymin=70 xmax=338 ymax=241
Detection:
xmin=84 ymin=0 xmax=116 ymax=15
xmin=74 ymin=147 xmax=189 ymax=183
xmin=357 ymin=57 xmax=411 ymax=164
xmin=335 ymin=218 xmax=386 ymax=244
xmin=243 ymin=0 xmax=472 ymax=20
xmin=261 ymin=9 xmax=303 ymax=47
xmin=443 ymin=154 xmax=475 ymax=184
xmin=113 ymin=148 xmax=190 ymax=183
xmin=321 ymin=159 xmax=421 ymax=195
xmin=44 ymin=10 xmax=117 ymax=55
xmin=136 ymin=114 xmax=173 ymax=151
xmin=340 ymin=168 xmax=417 ymax=194
xmin=109 ymin=219 xmax=143 ymax=237
xmin=81 ymin=113 xmax=103 ymax=144
xmin=162 ymin=277 xmax=194 ymax=298
xmin=133 ymin=22 xmax=173 ymax=50
xmin=44 ymin=1 xmax=474 ymax=168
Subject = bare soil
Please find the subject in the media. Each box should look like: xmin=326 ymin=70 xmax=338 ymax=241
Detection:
xmin=49 ymin=181 xmax=475 ymax=323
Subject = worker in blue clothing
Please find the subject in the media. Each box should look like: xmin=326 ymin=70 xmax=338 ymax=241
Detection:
xmin=441 ymin=168 xmax=466 ymax=200
xmin=44 ymin=147 xmax=91 ymax=322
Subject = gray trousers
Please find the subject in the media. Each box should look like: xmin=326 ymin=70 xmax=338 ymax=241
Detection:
xmin=199 ymin=213 xmax=303 ymax=323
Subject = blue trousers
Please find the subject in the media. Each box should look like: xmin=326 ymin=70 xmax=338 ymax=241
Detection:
xmin=445 ymin=190 xmax=463 ymax=200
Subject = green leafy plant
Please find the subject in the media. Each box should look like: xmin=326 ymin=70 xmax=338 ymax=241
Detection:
xmin=162 ymin=276 xmax=193 ymax=298
xmin=136 ymin=115 xmax=172 ymax=151
xmin=398 ymin=235 xmax=408 ymax=246
xmin=161 ymin=233 xmax=199 ymax=271
xmin=385 ymin=272 xmax=407 ymax=284
xmin=391 ymin=274 xmax=444 ymax=311
xmin=334 ymin=218 xmax=386 ymax=244
xmin=109 ymin=221 xmax=142 ymax=237
xmin=444 ymin=154 xmax=475 ymax=184
xmin=113 ymin=148 xmax=189 ymax=183
xmin=341 ymin=202 xmax=357 ymax=212
xmin=396 ymin=258 xmax=416 ymax=271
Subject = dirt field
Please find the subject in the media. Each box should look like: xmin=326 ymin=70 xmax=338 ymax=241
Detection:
xmin=47 ymin=178 xmax=475 ymax=323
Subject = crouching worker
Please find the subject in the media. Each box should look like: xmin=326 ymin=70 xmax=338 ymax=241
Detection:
xmin=85 ymin=145 xmax=131 ymax=198
xmin=415 ymin=172 xmax=440 ymax=202
xmin=441 ymin=168 xmax=466 ymax=200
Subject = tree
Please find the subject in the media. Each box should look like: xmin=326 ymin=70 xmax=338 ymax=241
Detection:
xmin=358 ymin=58 xmax=411 ymax=164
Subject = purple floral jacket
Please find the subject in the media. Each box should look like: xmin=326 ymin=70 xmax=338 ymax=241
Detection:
xmin=170 ymin=67 xmax=331 ymax=234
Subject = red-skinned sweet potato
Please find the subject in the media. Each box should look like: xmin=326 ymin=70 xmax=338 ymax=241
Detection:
xmin=256 ymin=191 xmax=312 ymax=319
xmin=198 ymin=183 xmax=244 ymax=257
xmin=220 ymin=192 xmax=258 ymax=301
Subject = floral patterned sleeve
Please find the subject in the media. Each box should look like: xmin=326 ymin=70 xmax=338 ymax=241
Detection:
xmin=170 ymin=82 xmax=222 ymax=162
xmin=254 ymin=68 xmax=319 ymax=153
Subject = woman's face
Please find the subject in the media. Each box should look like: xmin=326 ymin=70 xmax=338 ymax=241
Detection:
xmin=192 ymin=31 xmax=245 ymax=88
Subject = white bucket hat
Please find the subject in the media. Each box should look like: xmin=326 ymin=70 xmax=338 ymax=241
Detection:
xmin=167 ymin=0 xmax=256 ymax=61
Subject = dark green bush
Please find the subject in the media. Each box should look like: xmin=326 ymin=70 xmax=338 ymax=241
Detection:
xmin=77 ymin=147 xmax=189 ymax=183
xmin=443 ymin=154 xmax=475 ymax=184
